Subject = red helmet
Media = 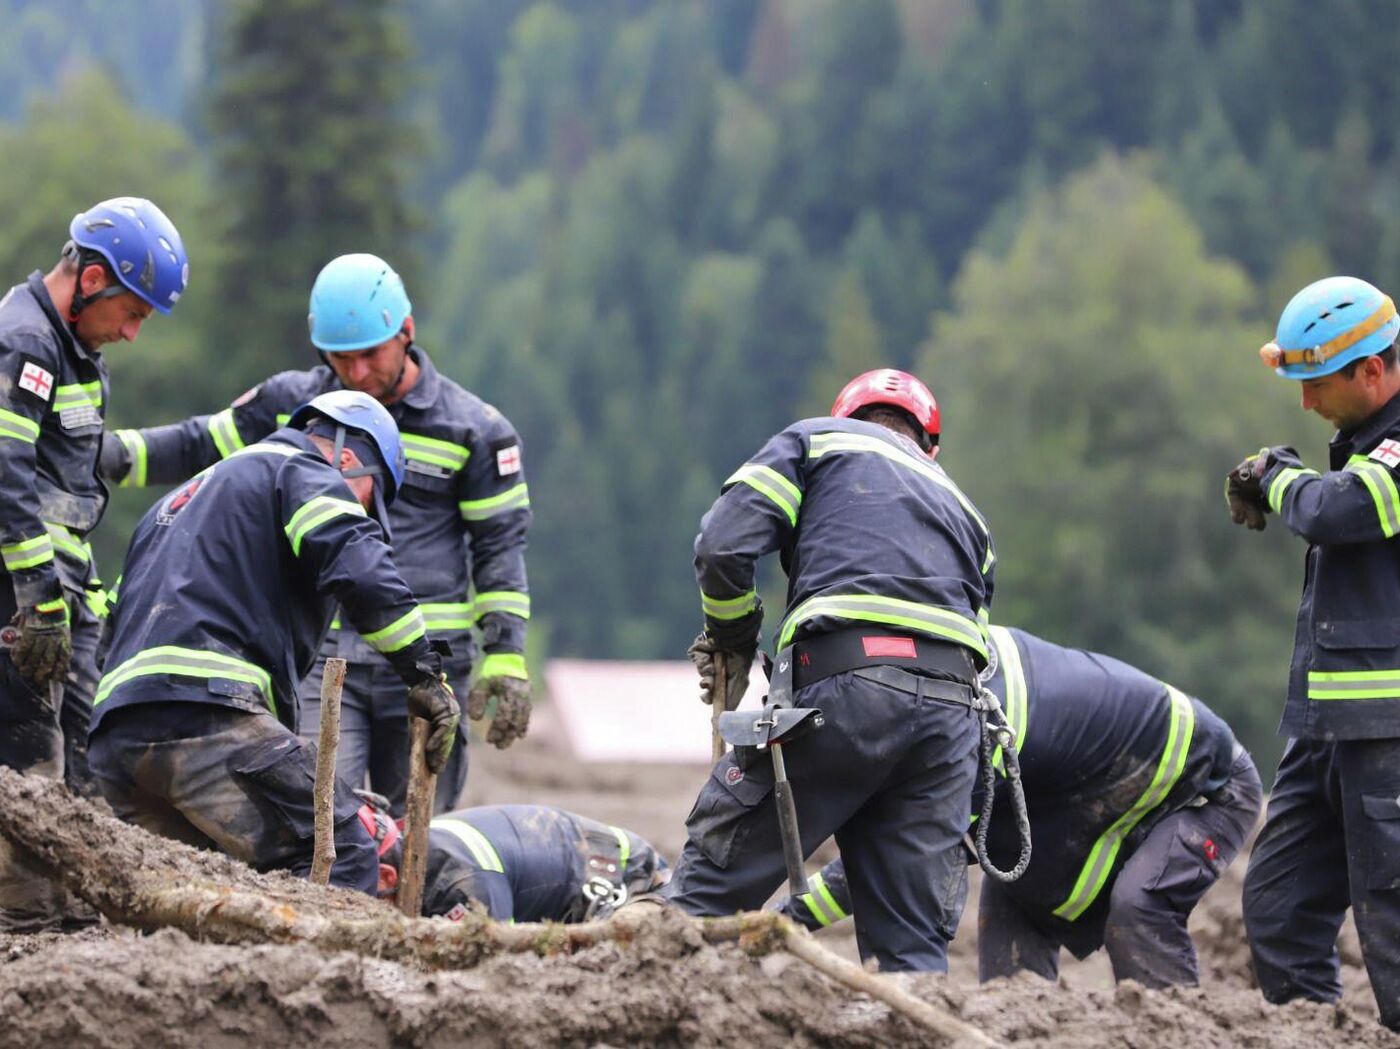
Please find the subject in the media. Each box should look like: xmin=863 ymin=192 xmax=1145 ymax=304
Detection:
xmin=831 ymin=369 xmax=940 ymax=441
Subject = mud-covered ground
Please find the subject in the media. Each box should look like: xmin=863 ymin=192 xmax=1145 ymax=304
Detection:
xmin=0 ymin=709 xmax=1395 ymax=1048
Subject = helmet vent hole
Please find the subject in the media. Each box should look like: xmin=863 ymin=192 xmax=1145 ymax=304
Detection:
xmin=1303 ymin=321 xmax=1318 ymax=333
xmin=1334 ymin=301 xmax=1353 ymax=310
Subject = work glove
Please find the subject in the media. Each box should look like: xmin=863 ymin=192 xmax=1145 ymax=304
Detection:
xmin=687 ymin=632 xmax=755 ymax=711
xmin=1225 ymin=450 xmax=1270 ymax=531
xmin=98 ymin=431 xmax=132 ymax=485
xmin=467 ymin=653 xmax=531 ymax=749
xmin=406 ymin=674 xmax=460 ymax=774
xmin=10 ymin=598 xmax=71 ymax=689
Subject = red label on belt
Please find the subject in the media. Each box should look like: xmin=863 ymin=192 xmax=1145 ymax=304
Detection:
xmin=862 ymin=635 xmax=918 ymax=659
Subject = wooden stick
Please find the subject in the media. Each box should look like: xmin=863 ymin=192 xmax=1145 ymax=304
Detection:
xmin=397 ymin=717 xmax=436 ymax=917
xmin=710 ymin=656 xmax=727 ymax=762
xmin=310 ymin=657 xmax=347 ymax=885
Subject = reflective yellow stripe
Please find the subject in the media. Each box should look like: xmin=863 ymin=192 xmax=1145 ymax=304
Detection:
xmin=421 ymin=601 xmax=475 ymax=632
xmin=208 ymin=408 xmax=245 ymax=459
xmin=701 ymin=589 xmax=759 ymax=621
xmin=51 ymin=382 xmax=102 ymax=412
xmin=95 ymin=645 xmax=274 ymax=713
xmin=2 ymin=533 xmax=54 ymax=572
xmin=0 ymin=408 xmax=40 ymax=443
xmin=478 ymin=652 xmax=527 ymax=680
xmin=115 ymin=429 xmax=147 ymax=488
xmin=1053 ymin=686 xmax=1195 ymax=921
xmin=1346 ymin=456 xmax=1400 ymax=538
xmin=800 ymin=872 xmax=847 ymax=927
xmin=361 ymin=607 xmax=426 ymax=654
xmin=609 ymin=825 xmax=631 ymax=871
xmin=401 ymin=433 xmax=470 ymax=472
xmin=284 ymin=495 xmax=366 ymax=556
xmin=431 ymin=818 xmax=504 ymax=872
xmin=44 ymin=523 xmax=89 ymax=563
xmin=777 ymin=593 xmax=987 ymax=660
xmin=988 ymin=626 xmax=1027 ymax=772
xmin=808 ymin=431 xmax=989 ymax=536
xmin=474 ymin=591 xmax=530 ymax=619
xmin=460 ymin=483 xmax=530 ymax=521
xmin=1309 ymin=668 xmax=1400 ymax=700
xmin=724 ymin=463 xmax=801 ymax=527
xmin=1267 ymin=467 xmax=1316 ymax=514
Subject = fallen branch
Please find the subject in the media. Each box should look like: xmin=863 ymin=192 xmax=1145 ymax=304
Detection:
xmin=0 ymin=767 xmax=1001 ymax=1047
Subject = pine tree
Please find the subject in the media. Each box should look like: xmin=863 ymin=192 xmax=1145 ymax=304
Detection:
xmin=207 ymin=0 xmax=420 ymax=388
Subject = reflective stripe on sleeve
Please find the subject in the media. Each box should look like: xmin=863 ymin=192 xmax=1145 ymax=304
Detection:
xmin=701 ymin=589 xmax=758 ymax=621
xmin=724 ymin=463 xmax=801 ymax=527
xmin=988 ymin=625 xmax=1028 ymax=772
xmin=420 ymin=601 xmax=475 ymax=632
xmin=430 ymin=818 xmax=505 ymax=873
xmin=115 ymin=429 xmax=148 ymax=488
xmin=1052 ymin=685 xmax=1195 ymax=921
xmin=474 ymin=591 xmax=531 ymax=619
xmin=777 ymin=593 xmax=987 ymax=660
xmin=95 ymin=645 xmax=274 ymax=713
xmin=1308 ymin=668 xmax=1400 ymax=701
xmin=1266 ymin=466 xmax=1317 ymax=514
xmin=0 ymin=408 xmax=40 ymax=443
xmin=1345 ymin=456 xmax=1400 ymax=538
xmin=44 ymin=523 xmax=89 ymax=564
xmin=460 ymin=483 xmax=530 ymax=521
xmin=284 ymin=495 xmax=367 ymax=556
xmin=208 ymin=408 xmax=246 ymax=460
xmin=1 ymin=533 xmax=54 ymax=572
xmin=361 ymin=607 xmax=427 ymax=654
xmin=608 ymin=825 xmax=631 ymax=871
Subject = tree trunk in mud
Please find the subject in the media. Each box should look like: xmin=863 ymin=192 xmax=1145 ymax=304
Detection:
xmin=0 ymin=766 xmax=999 ymax=1047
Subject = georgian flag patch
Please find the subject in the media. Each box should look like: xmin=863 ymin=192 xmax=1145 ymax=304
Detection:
xmin=495 ymin=443 xmax=521 ymax=476
xmin=18 ymin=360 xmax=54 ymax=401
xmin=1370 ymin=439 xmax=1400 ymax=468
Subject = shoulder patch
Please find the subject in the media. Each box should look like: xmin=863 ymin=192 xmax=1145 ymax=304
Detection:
xmin=231 ymin=384 xmax=262 ymax=409
xmin=1370 ymin=439 xmax=1400 ymax=468
xmin=492 ymin=437 xmax=522 ymax=477
xmin=16 ymin=355 xmax=54 ymax=404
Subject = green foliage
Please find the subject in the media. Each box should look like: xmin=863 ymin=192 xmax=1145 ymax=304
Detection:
xmin=207 ymin=0 xmax=421 ymax=387
xmin=920 ymin=155 xmax=1324 ymax=760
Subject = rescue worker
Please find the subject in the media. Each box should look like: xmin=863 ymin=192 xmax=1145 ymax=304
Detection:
xmin=777 ymin=625 xmax=1262 ymax=988
xmin=362 ymin=801 xmax=668 ymax=922
xmin=1228 ymin=275 xmax=1400 ymax=1031
xmin=664 ymin=368 xmax=995 ymax=972
xmin=98 ymin=253 xmax=531 ymax=816
xmin=86 ymin=391 xmax=460 ymax=893
xmin=0 ymin=197 xmax=187 ymax=928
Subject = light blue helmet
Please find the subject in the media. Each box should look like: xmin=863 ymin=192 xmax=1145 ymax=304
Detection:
xmin=308 ymin=253 xmax=412 ymax=352
xmin=288 ymin=390 xmax=406 ymax=506
xmin=1261 ymin=276 xmax=1399 ymax=379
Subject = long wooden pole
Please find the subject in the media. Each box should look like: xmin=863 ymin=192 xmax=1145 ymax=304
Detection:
xmin=710 ymin=657 xmax=727 ymax=763
xmin=310 ymin=657 xmax=346 ymax=885
xmin=397 ymin=717 xmax=437 ymax=917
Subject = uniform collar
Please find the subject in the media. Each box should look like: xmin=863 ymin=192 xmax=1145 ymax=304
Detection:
xmin=1332 ymin=386 xmax=1400 ymax=458
xmin=25 ymin=271 xmax=89 ymax=362
xmin=399 ymin=346 xmax=440 ymax=411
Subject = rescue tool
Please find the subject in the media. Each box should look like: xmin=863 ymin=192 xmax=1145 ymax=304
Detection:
xmin=716 ymin=649 xmax=823 ymax=897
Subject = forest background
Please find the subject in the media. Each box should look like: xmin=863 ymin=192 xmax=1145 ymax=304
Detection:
xmin=6 ymin=0 xmax=1398 ymax=766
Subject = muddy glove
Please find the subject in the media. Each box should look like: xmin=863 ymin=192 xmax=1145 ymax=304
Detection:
xmin=98 ymin=431 xmax=132 ymax=484
xmin=687 ymin=632 xmax=755 ymax=711
xmin=10 ymin=597 xmax=71 ymax=688
xmin=467 ymin=653 xmax=531 ymax=749
xmin=1226 ymin=450 xmax=1270 ymax=531
xmin=406 ymin=674 xmax=460 ymax=773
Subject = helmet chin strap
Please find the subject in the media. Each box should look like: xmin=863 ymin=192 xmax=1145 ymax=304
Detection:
xmin=329 ymin=423 xmax=392 ymax=540
xmin=63 ymin=243 xmax=125 ymax=321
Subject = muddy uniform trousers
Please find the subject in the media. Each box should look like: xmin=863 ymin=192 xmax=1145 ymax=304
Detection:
xmin=88 ymin=701 xmax=378 ymax=894
xmin=665 ymin=668 xmax=980 ymax=972
xmin=299 ymin=655 xmax=469 ymax=818
xmin=980 ymin=746 xmax=1263 ymax=988
xmin=0 ymin=585 xmax=97 ymax=927
xmin=1243 ymin=736 xmax=1400 ymax=1030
